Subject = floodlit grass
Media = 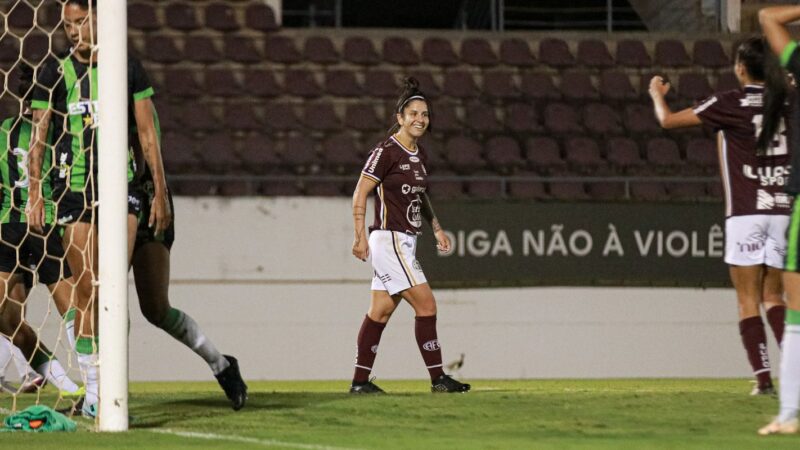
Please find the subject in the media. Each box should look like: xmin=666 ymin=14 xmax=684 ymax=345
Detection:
xmin=0 ymin=379 xmax=797 ymax=449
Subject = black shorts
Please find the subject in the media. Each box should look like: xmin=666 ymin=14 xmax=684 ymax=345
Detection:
xmin=0 ymin=223 xmax=72 ymax=285
xmin=56 ymin=187 xmax=143 ymax=225
xmin=134 ymin=185 xmax=175 ymax=253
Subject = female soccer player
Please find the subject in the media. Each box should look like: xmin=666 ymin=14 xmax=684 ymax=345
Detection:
xmin=758 ymin=4 xmax=800 ymax=435
xmin=649 ymin=37 xmax=789 ymax=396
xmin=349 ymin=77 xmax=470 ymax=393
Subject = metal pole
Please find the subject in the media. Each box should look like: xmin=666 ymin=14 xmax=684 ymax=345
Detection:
xmin=499 ymin=0 xmax=505 ymax=32
xmin=97 ymin=0 xmax=130 ymax=432
xmin=607 ymin=0 xmax=613 ymax=32
xmin=335 ymin=0 xmax=342 ymax=28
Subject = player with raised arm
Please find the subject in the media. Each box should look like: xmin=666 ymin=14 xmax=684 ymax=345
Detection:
xmin=349 ymin=77 xmax=470 ymax=394
xmin=649 ymin=37 xmax=789 ymax=396
xmin=27 ymin=0 xmax=170 ymax=417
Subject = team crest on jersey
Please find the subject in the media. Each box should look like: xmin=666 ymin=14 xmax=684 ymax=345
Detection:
xmin=409 ymin=156 xmax=420 ymax=163
xmin=407 ymin=197 xmax=422 ymax=228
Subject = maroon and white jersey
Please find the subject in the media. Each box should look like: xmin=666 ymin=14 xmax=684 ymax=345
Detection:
xmin=361 ymin=136 xmax=428 ymax=235
xmin=693 ymin=85 xmax=792 ymax=217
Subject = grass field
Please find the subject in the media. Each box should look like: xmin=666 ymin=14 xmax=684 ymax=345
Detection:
xmin=0 ymin=379 xmax=797 ymax=449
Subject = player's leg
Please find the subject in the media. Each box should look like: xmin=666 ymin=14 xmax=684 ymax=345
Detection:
xmin=351 ymin=288 xmax=400 ymax=393
xmin=730 ymin=265 xmax=774 ymax=394
xmin=762 ymin=266 xmax=786 ymax=344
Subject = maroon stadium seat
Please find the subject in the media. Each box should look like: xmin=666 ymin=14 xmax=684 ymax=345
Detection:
xmin=264 ymin=35 xmax=302 ymax=64
xmin=322 ymin=132 xmax=362 ymax=172
xmin=565 ymin=137 xmax=605 ymax=172
xmin=173 ymin=180 xmax=219 ymax=196
xmin=199 ymin=132 xmax=241 ymax=173
xmin=304 ymin=36 xmax=339 ymax=65
xmin=499 ymin=38 xmax=536 ymax=67
xmin=431 ymin=102 xmax=461 ymax=134
xmin=645 ymin=137 xmax=683 ymax=172
xmin=245 ymin=3 xmax=279 ymax=31
xmin=445 ymin=136 xmax=485 ymax=174
xmin=243 ymin=69 xmax=282 ymax=98
xmin=443 ymin=71 xmax=479 ymax=99
xmin=505 ymin=103 xmax=543 ymax=134
xmin=302 ymin=102 xmax=341 ymax=132
xmin=560 ymin=72 xmax=599 ymax=101
xmin=145 ymin=35 xmax=183 ymax=64
xmin=205 ymin=2 xmax=240 ymax=31
xmin=508 ymin=179 xmax=549 ymax=200
xmin=715 ymin=71 xmax=739 ymax=91
xmin=165 ymin=3 xmax=200 ymax=31
xmin=343 ymin=37 xmax=381 ymax=66
xmin=324 ymin=70 xmax=363 ymax=97
xmin=162 ymin=132 xmax=199 ymax=173
xmin=7 ymin=2 xmax=34 ymax=29
xmin=184 ymin=36 xmax=223 ymax=64
xmin=37 ymin=2 xmax=62 ymax=30
xmin=520 ymin=73 xmax=560 ymax=100
xmin=428 ymin=178 xmax=465 ymax=199
xmin=668 ymin=182 xmax=707 ymax=201
xmin=577 ymin=39 xmax=614 ymax=68
xmin=655 ymin=40 xmax=691 ymax=67
xmin=685 ymin=138 xmax=717 ymax=173
xmin=588 ymin=182 xmax=626 ymax=201
xmin=422 ymin=38 xmax=459 ymax=66
xmin=631 ymin=182 xmax=669 ymax=201
xmin=525 ymin=137 xmax=566 ymax=173
xmin=465 ymin=103 xmax=502 ymax=134
xmin=482 ymin=72 xmax=518 ymax=100
xmin=239 ymin=133 xmax=281 ymax=173
xmin=180 ymin=103 xmax=221 ymax=132
xmin=364 ymin=70 xmax=399 ymax=98
xmin=549 ymin=182 xmax=589 ymax=201
xmin=544 ymin=103 xmax=582 ymax=134
xmin=677 ymin=73 xmax=713 ymax=101
xmin=284 ymin=69 xmax=323 ymax=98
xmin=345 ymin=103 xmax=383 ymax=132
xmin=163 ymin=68 xmax=202 ymax=98
xmin=382 ymin=37 xmax=419 ymax=66
xmin=485 ymin=136 xmax=524 ymax=173
xmin=263 ymin=103 xmax=303 ymax=131
xmin=0 ymin=35 xmax=20 ymax=63
xmin=205 ymin=69 xmax=243 ymax=98
xmin=261 ymin=181 xmax=303 ymax=196
xmin=224 ymin=35 xmax=262 ymax=64
xmin=223 ymin=102 xmax=263 ymax=132
xmin=20 ymin=33 xmax=49 ymax=65
xmin=693 ymin=39 xmax=730 ymax=68
xmin=539 ymin=38 xmax=575 ymax=68
xmin=599 ymin=72 xmax=637 ymax=101
xmin=606 ymin=137 xmax=644 ymax=173
xmin=583 ymin=103 xmax=623 ymax=135
xmin=623 ymin=103 xmax=661 ymax=134
xmin=153 ymin=101 xmax=180 ymax=132
xmin=616 ymin=40 xmax=651 ymax=68
xmin=419 ymin=137 xmax=447 ymax=170
xmin=460 ymin=38 xmax=498 ymax=67
xmin=407 ymin=71 xmax=441 ymax=98
xmin=278 ymin=135 xmax=318 ymax=174
xmin=129 ymin=3 xmax=160 ymax=31
xmin=466 ymin=179 xmax=504 ymax=198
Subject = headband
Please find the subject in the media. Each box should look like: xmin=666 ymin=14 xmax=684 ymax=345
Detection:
xmin=398 ymin=95 xmax=426 ymax=113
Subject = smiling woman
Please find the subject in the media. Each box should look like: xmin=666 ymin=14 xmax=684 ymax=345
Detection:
xmin=347 ymin=77 xmax=470 ymax=394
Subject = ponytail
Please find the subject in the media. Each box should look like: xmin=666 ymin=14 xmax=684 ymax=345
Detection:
xmin=758 ymin=38 xmax=788 ymax=155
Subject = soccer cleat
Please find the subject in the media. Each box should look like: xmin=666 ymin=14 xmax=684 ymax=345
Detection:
xmin=0 ymin=377 xmax=19 ymax=394
xmin=750 ymin=384 xmax=777 ymax=396
xmin=758 ymin=417 xmax=799 ymax=435
xmin=81 ymin=401 xmax=97 ymax=419
xmin=349 ymin=378 xmax=385 ymax=394
xmin=431 ymin=374 xmax=471 ymax=393
xmin=215 ymin=355 xmax=248 ymax=411
xmin=56 ymin=397 xmax=84 ymax=417
xmin=19 ymin=373 xmax=45 ymax=393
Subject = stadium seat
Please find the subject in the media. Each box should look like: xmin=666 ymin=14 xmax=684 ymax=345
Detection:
xmin=685 ymin=138 xmax=717 ymax=173
xmin=165 ymin=3 xmax=201 ymax=31
xmin=261 ymin=181 xmax=303 ymax=196
xmin=343 ymin=37 xmax=381 ymax=66
xmin=407 ymin=70 xmax=441 ymax=98
xmin=382 ymin=37 xmax=419 ymax=66
xmin=205 ymin=2 xmax=240 ymax=32
xmin=264 ymin=35 xmax=302 ymax=64
xmin=325 ymin=70 xmax=363 ymax=97
xmin=145 ymin=35 xmax=183 ymax=65
xmin=128 ymin=3 xmax=160 ymax=31
xmin=606 ymin=137 xmax=644 ymax=173
xmin=322 ymin=132 xmax=362 ymax=173
xmin=223 ymin=35 xmax=262 ymax=64
xmin=181 ymin=103 xmax=221 ymax=132
xmin=520 ymin=73 xmax=560 ymax=100
xmin=577 ymin=39 xmax=614 ymax=68
xmin=588 ymin=182 xmax=627 ymax=200
xmin=304 ymin=181 xmax=344 ymax=197
xmin=243 ymin=69 xmax=282 ymax=97
xmin=508 ymin=179 xmax=549 ymax=200
xmin=431 ymin=102 xmax=461 ymax=133
xmin=163 ymin=68 xmax=202 ymax=98
xmin=565 ymin=137 xmax=605 ymax=172
xmin=37 ymin=2 xmax=61 ymax=30
xmin=466 ymin=179 xmax=505 ymax=198
xmin=173 ymin=180 xmax=219 ymax=196
xmin=184 ymin=36 xmax=223 ymax=64
xmin=422 ymin=38 xmax=459 ymax=66
xmin=525 ymin=137 xmax=566 ymax=173
xmin=263 ymin=103 xmax=303 ymax=131
xmin=693 ymin=39 xmax=730 ymax=69
xmin=630 ymin=182 xmax=669 ymax=201
xmin=539 ymin=38 xmax=575 ymax=68
xmin=616 ymin=40 xmax=651 ymax=68
xmin=645 ymin=137 xmax=683 ymax=172
xmin=482 ymin=72 xmax=518 ymax=100
xmin=279 ymin=135 xmax=318 ymax=174
xmin=153 ymin=101 xmax=181 ymax=131
xmin=583 ymin=103 xmax=623 ymax=135
xmin=0 ymin=35 xmax=20 ymax=63
xmin=544 ymin=103 xmax=582 ymax=134
xmin=239 ymin=133 xmax=281 ymax=173
xmin=20 ymin=33 xmax=49 ymax=65
xmin=499 ymin=38 xmax=536 ymax=67
xmin=623 ymin=103 xmax=661 ymax=134
xmin=443 ymin=71 xmax=479 ymax=99
xmin=599 ymin=72 xmax=637 ymax=101
xmin=460 ymin=38 xmax=498 ymax=67
xmin=345 ymin=103 xmax=384 ymax=132
xmin=419 ymin=137 xmax=448 ymax=170
xmin=560 ymin=72 xmax=599 ymax=101
xmin=549 ymin=182 xmax=589 ymax=201
xmin=428 ymin=177 xmax=465 ymax=199
xmin=302 ymin=102 xmax=341 ymax=132
xmin=7 ymin=2 xmax=33 ymax=29
xmin=505 ymin=103 xmax=543 ymax=134
xmin=223 ymin=102 xmax=263 ymax=132
xmin=445 ymin=136 xmax=484 ymax=174
xmin=205 ymin=68 xmax=242 ymax=98
xmin=245 ymin=3 xmax=279 ymax=31
xmin=162 ymin=132 xmax=200 ymax=173
xmin=363 ymin=70 xmax=399 ymax=98
xmin=465 ymin=102 xmax=503 ymax=134
xmin=199 ymin=132 xmax=241 ymax=173
xmin=668 ymin=182 xmax=707 ymax=201
xmin=715 ymin=71 xmax=739 ymax=91
xmin=284 ymin=69 xmax=323 ymax=98
xmin=304 ymin=36 xmax=339 ymax=65
xmin=485 ymin=136 xmax=525 ymax=173
xmin=677 ymin=73 xmax=713 ymax=101
xmin=655 ymin=39 xmax=691 ymax=67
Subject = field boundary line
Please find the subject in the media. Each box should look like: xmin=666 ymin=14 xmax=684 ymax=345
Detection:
xmin=151 ymin=428 xmax=362 ymax=450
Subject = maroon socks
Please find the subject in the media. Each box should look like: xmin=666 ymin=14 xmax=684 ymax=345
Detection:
xmin=415 ymin=315 xmax=445 ymax=381
xmin=739 ymin=316 xmax=772 ymax=388
xmin=766 ymin=305 xmax=786 ymax=345
xmin=353 ymin=315 xmax=386 ymax=384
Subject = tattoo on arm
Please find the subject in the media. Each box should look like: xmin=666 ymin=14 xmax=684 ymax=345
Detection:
xmin=421 ymin=193 xmax=441 ymax=232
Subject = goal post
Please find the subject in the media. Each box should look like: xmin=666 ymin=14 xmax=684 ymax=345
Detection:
xmin=97 ymin=0 xmax=130 ymax=432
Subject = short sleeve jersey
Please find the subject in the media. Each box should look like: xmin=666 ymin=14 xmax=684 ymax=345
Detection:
xmin=361 ymin=135 xmax=428 ymax=235
xmin=0 ymin=116 xmax=55 ymax=224
xmin=31 ymin=54 xmax=154 ymax=195
xmin=693 ymin=85 xmax=791 ymax=217
xmin=781 ymin=41 xmax=800 ymax=195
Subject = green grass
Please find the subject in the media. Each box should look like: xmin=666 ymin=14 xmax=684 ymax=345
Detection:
xmin=0 ymin=379 xmax=797 ymax=449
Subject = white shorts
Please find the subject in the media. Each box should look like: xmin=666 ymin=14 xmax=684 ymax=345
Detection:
xmin=369 ymin=230 xmax=427 ymax=295
xmin=725 ymin=214 xmax=790 ymax=268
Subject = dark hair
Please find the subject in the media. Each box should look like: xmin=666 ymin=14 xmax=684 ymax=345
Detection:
xmin=389 ymin=77 xmax=432 ymax=135
xmin=17 ymin=63 xmax=34 ymax=102
xmin=65 ymin=0 xmax=97 ymax=10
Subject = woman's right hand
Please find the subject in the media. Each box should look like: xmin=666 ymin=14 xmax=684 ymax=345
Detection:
xmin=352 ymin=234 xmax=369 ymax=261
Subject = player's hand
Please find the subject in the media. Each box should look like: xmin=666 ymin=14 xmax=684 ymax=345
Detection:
xmin=25 ymin=192 xmax=45 ymax=233
xmin=434 ymin=229 xmax=451 ymax=253
xmin=352 ymin=235 xmax=369 ymax=261
xmin=648 ymin=76 xmax=670 ymax=98
xmin=149 ymin=190 xmax=172 ymax=235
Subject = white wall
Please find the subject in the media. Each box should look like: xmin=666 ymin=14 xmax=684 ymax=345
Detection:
xmin=16 ymin=198 xmax=774 ymax=382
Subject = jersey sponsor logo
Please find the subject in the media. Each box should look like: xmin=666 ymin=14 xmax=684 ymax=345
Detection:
xmin=57 ymin=214 xmax=74 ymax=225
xmin=366 ymin=148 xmax=383 ymax=174
xmin=756 ymin=189 xmax=792 ymax=210
xmin=413 ymin=170 xmax=423 ymax=181
xmin=127 ymin=194 xmax=142 ymax=209
xmin=740 ymin=93 xmax=763 ymax=107
xmin=401 ymin=184 xmax=426 ymax=195
xmin=743 ymin=164 xmax=790 ymax=187
xmin=399 ymin=164 xmax=410 ymax=170
xmin=407 ymin=197 xmax=422 ymax=228
xmin=422 ymin=339 xmax=440 ymax=351
xmin=737 ymin=239 xmax=764 ymax=254
xmin=11 ymin=147 xmax=30 ymax=188
xmin=58 ymin=152 xmax=69 ymax=179
xmin=68 ymin=100 xmax=99 ymax=128
xmin=409 ymin=156 xmax=420 ymax=163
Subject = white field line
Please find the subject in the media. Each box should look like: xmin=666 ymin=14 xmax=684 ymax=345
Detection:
xmin=150 ymin=428 xmax=363 ymax=450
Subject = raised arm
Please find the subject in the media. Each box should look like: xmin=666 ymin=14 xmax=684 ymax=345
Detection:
xmin=648 ymin=76 xmax=702 ymax=129
xmin=759 ymin=5 xmax=800 ymax=58
xmin=26 ymin=108 xmax=52 ymax=232
xmin=133 ymin=97 xmax=171 ymax=233
xmin=421 ymin=192 xmax=451 ymax=253
xmin=352 ymin=175 xmax=378 ymax=261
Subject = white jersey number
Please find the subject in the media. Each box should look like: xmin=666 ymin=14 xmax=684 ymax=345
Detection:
xmin=752 ymin=114 xmax=788 ymax=156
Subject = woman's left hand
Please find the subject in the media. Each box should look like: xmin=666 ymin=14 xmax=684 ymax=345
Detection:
xmin=434 ymin=229 xmax=451 ymax=253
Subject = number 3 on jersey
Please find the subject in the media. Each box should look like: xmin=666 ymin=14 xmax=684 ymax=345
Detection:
xmin=11 ymin=147 xmax=29 ymax=188
xmin=752 ymin=114 xmax=788 ymax=156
